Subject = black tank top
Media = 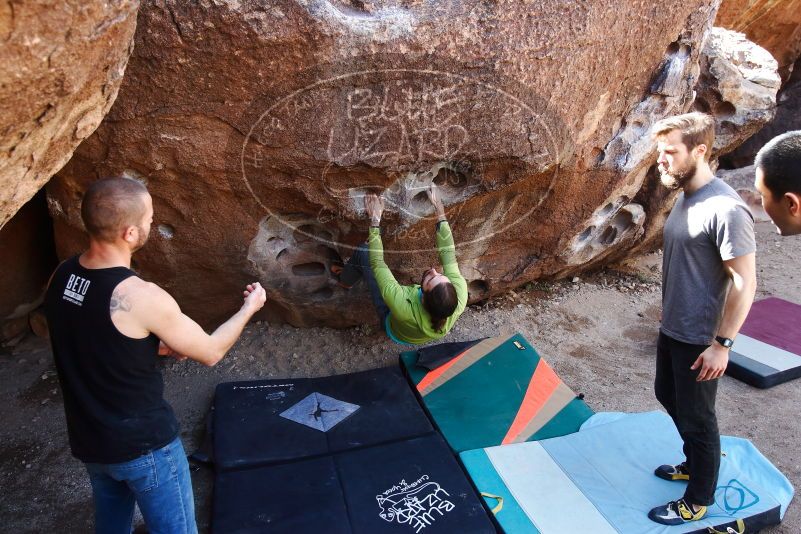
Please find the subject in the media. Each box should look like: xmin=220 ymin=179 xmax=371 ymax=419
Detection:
xmin=45 ymin=255 xmax=178 ymax=463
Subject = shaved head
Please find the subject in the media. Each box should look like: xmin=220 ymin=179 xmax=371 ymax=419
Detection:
xmin=81 ymin=177 xmax=149 ymax=242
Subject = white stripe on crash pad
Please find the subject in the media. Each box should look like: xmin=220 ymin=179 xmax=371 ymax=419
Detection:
xmin=486 ymin=443 xmax=617 ymax=534
xmin=732 ymin=334 xmax=801 ymax=372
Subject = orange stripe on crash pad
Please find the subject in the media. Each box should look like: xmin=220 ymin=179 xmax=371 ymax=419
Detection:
xmin=502 ymin=360 xmax=561 ymax=445
xmin=416 ymin=347 xmax=471 ymax=394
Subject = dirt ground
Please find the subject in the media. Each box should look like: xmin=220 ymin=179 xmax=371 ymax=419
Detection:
xmin=1 ymin=220 xmax=799 ymax=533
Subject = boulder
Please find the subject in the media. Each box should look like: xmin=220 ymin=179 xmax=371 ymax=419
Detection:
xmin=0 ymin=0 xmax=139 ymax=230
xmin=620 ymin=25 xmax=781 ymax=260
xmin=720 ymin=58 xmax=801 ymax=169
xmin=50 ymin=0 xmax=729 ymax=327
xmin=716 ymin=164 xmax=771 ymax=223
xmin=717 ymin=0 xmax=801 ymax=81
xmin=0 ymin=191 xmax=57 ymax=341
xmin=693 ymin=27 xmax=780 ymax=155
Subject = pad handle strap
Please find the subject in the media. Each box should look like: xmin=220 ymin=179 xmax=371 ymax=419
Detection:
xmin=480 ymin=492 xmax=504 ymax=514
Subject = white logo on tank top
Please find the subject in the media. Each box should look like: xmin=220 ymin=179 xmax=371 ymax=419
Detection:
xmin=62 ymin=273 xmax=91 ymax=306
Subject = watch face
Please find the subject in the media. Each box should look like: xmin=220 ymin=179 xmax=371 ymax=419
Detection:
xmin=716 ymin=336 xmax=733 ymax=348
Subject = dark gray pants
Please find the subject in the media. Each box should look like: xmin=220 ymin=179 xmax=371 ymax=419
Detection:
xmin=654 ymin=332 xmax=720 ymax=506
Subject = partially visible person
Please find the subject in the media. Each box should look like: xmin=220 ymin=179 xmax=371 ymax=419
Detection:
xmin=45 ymin=177 xmax=266 ymax=534
xmin=754 ymin=130 xmax=801 ymax=236
xmin=647 ymin=113 xmax=757 ymax=526
xmin=335 ymin=183 xmax=467 ymax=345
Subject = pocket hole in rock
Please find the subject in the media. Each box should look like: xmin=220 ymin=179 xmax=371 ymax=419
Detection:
xmin=315 ymin=245 xmax=342 ymax=263
xmin=434 ymin=167 xmax=468 ymax=189
xmin=468 ymin=279 xmax=489 ymax=300
xmin=408 ymin=190 xmax=431 ymax=215
xmin=275 ymin=248 xmax=289 ymax=261
xmin=412 ymin=191 xmax=429 ymax=204
xmin=598 ymin=203 xmax=615 ymax=217
xmin=611 ymin=208 xmax=635 ymax=231
xmin=578 ymin=226 xmax=595 ymax=242
xmin=292 ymin=262 xmax=326 ymax=276
xmin=666 ymin=41 xmax=680 ymax=55
xmin=158 ymin=224 xmax=174 ymax=239
xmin=599 ymin=226 xmax=618 ymax=245
xmin=715 ymin=101 xmax=736 ymax=119
xmin=433 ymin=167 xmax=473 ymax=201
xmin=294 ymin=224 xmax=333 ymax=243
xmin=692 ymin=97 xmax=711 ymax=114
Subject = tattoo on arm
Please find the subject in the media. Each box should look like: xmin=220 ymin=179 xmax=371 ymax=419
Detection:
xmin=110 ymin=288 xmax=132 ymax=315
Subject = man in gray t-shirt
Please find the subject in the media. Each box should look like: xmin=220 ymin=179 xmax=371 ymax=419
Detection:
xmin=661 ymin=178 xmax=756 ymax=343
xmin=647 ymin=113 xmax=757 ymax=527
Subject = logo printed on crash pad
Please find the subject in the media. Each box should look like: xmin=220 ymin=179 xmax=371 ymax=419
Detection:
xmin=376 ymin=474 xmax=455 ymax=533
xmin=279 ymin=392 xmax=359 ymax=431
xmin=717 ymin=479 xmax=760 ymax=515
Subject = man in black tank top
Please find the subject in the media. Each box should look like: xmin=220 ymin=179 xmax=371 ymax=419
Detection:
xmin=45 ymin=177 xmax=266 ymax=534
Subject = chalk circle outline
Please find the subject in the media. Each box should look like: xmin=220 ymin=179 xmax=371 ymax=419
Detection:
xmin=239 ymin=66 xmax=567 ymax=255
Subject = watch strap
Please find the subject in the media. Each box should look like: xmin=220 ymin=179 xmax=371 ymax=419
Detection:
xmin=715 ymin=335 xmax=734 ymax=348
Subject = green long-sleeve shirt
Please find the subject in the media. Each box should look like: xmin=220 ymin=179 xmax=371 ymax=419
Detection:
xmin=368 ymin=221 xmax=468 ymax=345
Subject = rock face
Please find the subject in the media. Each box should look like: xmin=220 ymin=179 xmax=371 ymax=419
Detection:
xmin=51 ymin=0 xmax=740 ymax=328
xmin=717 ymin=0 xmax=801 ymax=81
xmin=0 ymin=0 xmax=140 ymax=230
xmin=716 ymin=165 xmax=771 ymax=223
xmin=0 ymin=191 xmax=57 ymax=342
xmin=694 ymin=28 xmax=780 ymax=154
xmin=611 ymin=25 xmax=781 ymax=261
xmin=715 ymin=1 xmax=801 ymax=170
xmin=721 ymin=58 xmax=801 ymax=169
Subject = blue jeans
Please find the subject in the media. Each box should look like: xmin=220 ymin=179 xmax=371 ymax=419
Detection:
xmin=85 ymin=435 xmax=197 ymax=534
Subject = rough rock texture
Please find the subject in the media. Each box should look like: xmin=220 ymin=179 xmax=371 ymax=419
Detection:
xmin=716 ymin=165 xmax=770 ymax=222
xmin=694 ymin=28 xmax=780 ymax=155
xmin=717 ymin=0 xmax=801 ymax=81
xmin=721 ymin=58 xmax=801 ymax=169
xmin=50 ymin=0 xmax=732 ymax=328
xmin=0 ymin=0 xmax=140 ymax=230
xmin=620 ymin=25 xmax=781 ymax=261
xmin=0 ymin=191 xmax=57 ymax=342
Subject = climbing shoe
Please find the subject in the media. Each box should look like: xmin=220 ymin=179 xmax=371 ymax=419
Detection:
xmin=648 ymin=498 xmax=707 ymax=525
xmin=654 ymin=461 xmax=690 ymax=481
xmin=330 ymin=264 xmax=353 ymax=289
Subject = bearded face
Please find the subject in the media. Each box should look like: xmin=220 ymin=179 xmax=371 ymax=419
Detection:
xmin=656 ymin=130 xmax=700 ymax=190
xmin=131 ymin=194 xmax=153 ymax=252
xmin=659 ymin=159 xmax=697 ymax=190
xmin=132 ymin=224 xmax=150 ymax=251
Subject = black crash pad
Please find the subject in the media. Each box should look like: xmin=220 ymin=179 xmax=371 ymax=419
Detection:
xmin=212 ymin=433 xmax=496 ymax=534
xmin=213 ymin=366 xmax=433 ymax=471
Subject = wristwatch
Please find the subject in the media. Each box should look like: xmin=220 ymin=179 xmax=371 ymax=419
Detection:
xmin=715 ymin=336 xmax=734 ymax=348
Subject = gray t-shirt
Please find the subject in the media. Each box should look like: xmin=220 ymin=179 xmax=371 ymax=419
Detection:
xmin=661 ymin=178 xmax=756 ymax=345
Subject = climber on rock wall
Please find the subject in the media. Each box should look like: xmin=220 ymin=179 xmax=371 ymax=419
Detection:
xmin=754 ymin=130 xmax=801 ymax=236
xmin=43 ymin=177 xmax=266 ymax=534
xmin=334 ymin=183 xmax=467 ymax=345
